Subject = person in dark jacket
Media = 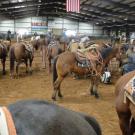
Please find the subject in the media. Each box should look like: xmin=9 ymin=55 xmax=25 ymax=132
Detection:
xmin=7 ymin=30 xmax=11 ymax=42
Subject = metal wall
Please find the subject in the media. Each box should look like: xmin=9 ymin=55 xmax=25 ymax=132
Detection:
xmin=0 ymin=16 xmax=103 ymax=36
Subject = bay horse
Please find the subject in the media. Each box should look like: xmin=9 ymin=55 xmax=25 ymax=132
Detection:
xmin=31 ymin=36 xmax=50 ymax=68
xmin=0 ymin=41 xmax=8 ymax=75
xmin=52 ymin=46 xmax=121 ymax=100
xmin=115 ymin=70 xmax=135 ymax=135
xmin=47 ymin=38 xmax=66 ymax=73
xmin=7 ymin=99 xmax=101 ymax=135
xmin=9 ymin=41 xmax=34 ymax=78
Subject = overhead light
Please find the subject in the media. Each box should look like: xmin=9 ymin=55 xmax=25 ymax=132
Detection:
xmin=38 ymin=0 xmax=41 ymax=2
xmin=96 ymin=22 xmax=99 ymax=25
xmin=18 ymin=0 xmax=22 ymax=2
xmin=124 ymin=18 xmax=128 ymax=20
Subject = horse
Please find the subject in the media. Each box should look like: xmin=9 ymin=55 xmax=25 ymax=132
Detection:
xmin=6 ymin=99 xmax=101 ymax=135
xmin=115 ymin=70 xmax=135 ymax=135
xmin=9 ymin=41 xmax=34 ymax=78
xmin=0 ymin=41 xmax=8 ymax=75
xmin=31 ymin=36 xmax=50 ymax=68
xmin=52 ymin=46 xmax=121 ymax=100
xmin=0 ymin=40 xmax=12 ymax=51
xmin=47 ymin=38 xmax=66 ymax=73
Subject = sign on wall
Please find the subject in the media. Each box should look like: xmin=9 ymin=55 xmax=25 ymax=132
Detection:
xmin=31 ymin=17 xmax=48 ymax=34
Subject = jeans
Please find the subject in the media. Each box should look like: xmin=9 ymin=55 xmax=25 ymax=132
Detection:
xmin=123 ymin=63 xmax=135 ymax=74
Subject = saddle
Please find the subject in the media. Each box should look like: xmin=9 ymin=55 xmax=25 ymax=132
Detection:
xmin=124 ymin=76 xmax=135 ymax=104
xmin=75 ymin=50 xmax=90 ymax=67
xmin=48 ymin=40 xmax=57 ymax=47
xmin=75 ymin=45 xmax=103 ymax=75
xmin=76 ymin=44 xmax=101 ymax=62
xmin=23 ymin=43 xmax=33 ymax=59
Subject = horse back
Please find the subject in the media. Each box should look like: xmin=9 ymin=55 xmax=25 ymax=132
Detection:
xmin=8 ymin=100 xmax=100 ymax=135
xmin=115 ymin=70 xmax=135 ymax=96
xmin=10 ymin=43 xmax=26 ymax=60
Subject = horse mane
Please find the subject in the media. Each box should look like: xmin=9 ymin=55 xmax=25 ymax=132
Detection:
xmin=100 ymin=47 xmax=113 ymax=59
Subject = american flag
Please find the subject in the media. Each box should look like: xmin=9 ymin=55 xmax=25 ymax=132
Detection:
xmin=66 ymin=0 xmax=80 ymax=13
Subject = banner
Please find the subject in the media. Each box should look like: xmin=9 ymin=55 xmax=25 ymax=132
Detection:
xmin=31 ymin=17 xmax=48 ymax=33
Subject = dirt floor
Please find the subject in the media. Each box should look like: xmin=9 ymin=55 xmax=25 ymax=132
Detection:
xmin=0 ymin=51 xmax=121 ymax=135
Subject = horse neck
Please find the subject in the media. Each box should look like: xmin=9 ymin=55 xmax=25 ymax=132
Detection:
xmin=103 ymin=48 xmax=118 ymax=65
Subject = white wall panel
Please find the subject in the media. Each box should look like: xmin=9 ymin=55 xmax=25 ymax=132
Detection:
xmin=0 ymin=17 xmax=103 ymax=36
xmin=15 ymin=23 xmax=31 ymax=27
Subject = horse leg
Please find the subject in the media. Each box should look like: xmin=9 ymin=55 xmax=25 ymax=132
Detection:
xmin=48 ymin=57 xmax=51 ymax=73
xmin=129 ymin=104 xmax=135 ymax=134
xmin=41 ymin=46 xmax=46 ymax=68
xmin=93 ymin=76 xmax=100 ymax=98
xmin=1 ymin=58 xmax=6 ymax=75
xmin=58 ymin=84 xmax=63 ymax=98
xmin=117 ymin=111 xmax=131 ymax=135
xmin=88 ymin=79 xmax=95 ymax=95
xmin=52 ymin=76 xmax=63 ymax=101
xmin=130 ymin=117 xmax=135 ymax=135
xmin=16 ymin=62 xmax=21 ymax=78
xmin=25 ymin=59 xmax=28 ymax=74
xmin=29 ymin=58 xmax=33 ymax=74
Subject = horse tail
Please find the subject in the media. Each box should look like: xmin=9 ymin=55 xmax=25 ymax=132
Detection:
xmin=9 ymin=47 xmax=15 ymax=73
xmin=53 ymin=56 xmax=58 ymax=83
xmin=83 ymin=114 xmax=102 ymax=135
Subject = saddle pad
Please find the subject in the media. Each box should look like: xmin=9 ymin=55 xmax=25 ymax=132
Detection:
xmin=124 ymin=76 xmax=135 ymax=95
xmin=124 ymin=76 xmax=135 ymax=104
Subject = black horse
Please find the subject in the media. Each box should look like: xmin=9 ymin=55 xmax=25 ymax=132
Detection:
xmin=0 ymin=42 xmax=7 ymax=75
xmin=8 ymin=100 xmax=101 ymax=135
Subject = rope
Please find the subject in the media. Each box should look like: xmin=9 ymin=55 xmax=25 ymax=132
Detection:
xmin=77 ymin=47 xmax=103 ymax=76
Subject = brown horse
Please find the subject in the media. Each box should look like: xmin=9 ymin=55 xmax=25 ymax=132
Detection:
xmin=9 ymin=41 xmax=34 ymax=78
xmin=0 ymin=42 xmax=8 ymax=75
xmin=115 ymin=70 xmax=135 ymax=135
xmin=52 ymin=46 xmax=121 ymax=100
xmin=31 ymin=36 xmax=50 ymax=68
xmin=47 ymin=39 xmax=66 ymax=73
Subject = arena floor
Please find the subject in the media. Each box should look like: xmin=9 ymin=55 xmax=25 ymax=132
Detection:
xmin=0 ymin=51 xmax=121 ymax=135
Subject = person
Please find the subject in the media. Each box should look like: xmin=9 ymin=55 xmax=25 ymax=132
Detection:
xmin=122 ymin=45 xmax=135 ymax=74
xmin=101 ymin=67 xmax=111 ymax=84
xmin=7 ymin=30 xmax=11 ymax=42
xmin=34 ymin=32 xmax=38 ymax=37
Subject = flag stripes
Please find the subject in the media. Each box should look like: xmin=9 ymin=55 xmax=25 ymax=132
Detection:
xmin=66 ymin=0 xmax=80 ymax=13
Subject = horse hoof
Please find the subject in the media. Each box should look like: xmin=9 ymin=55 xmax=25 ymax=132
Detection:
xmin=29 ymin=71 xmax=33 ymax=75
xmin=95 ymin=93 xmax=99 ymax=99
xmin=26 ymin=71 xmax=28 ymax=74
xmin=90 ymin=90 xmax=95 ymax=96
xmin=58 ymin=95 xmax=63 ymax=99
xmin=52 ymin=96 xmax=56 ymax=101
xmin=2 ymin=72 xmax=6 ymax=75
